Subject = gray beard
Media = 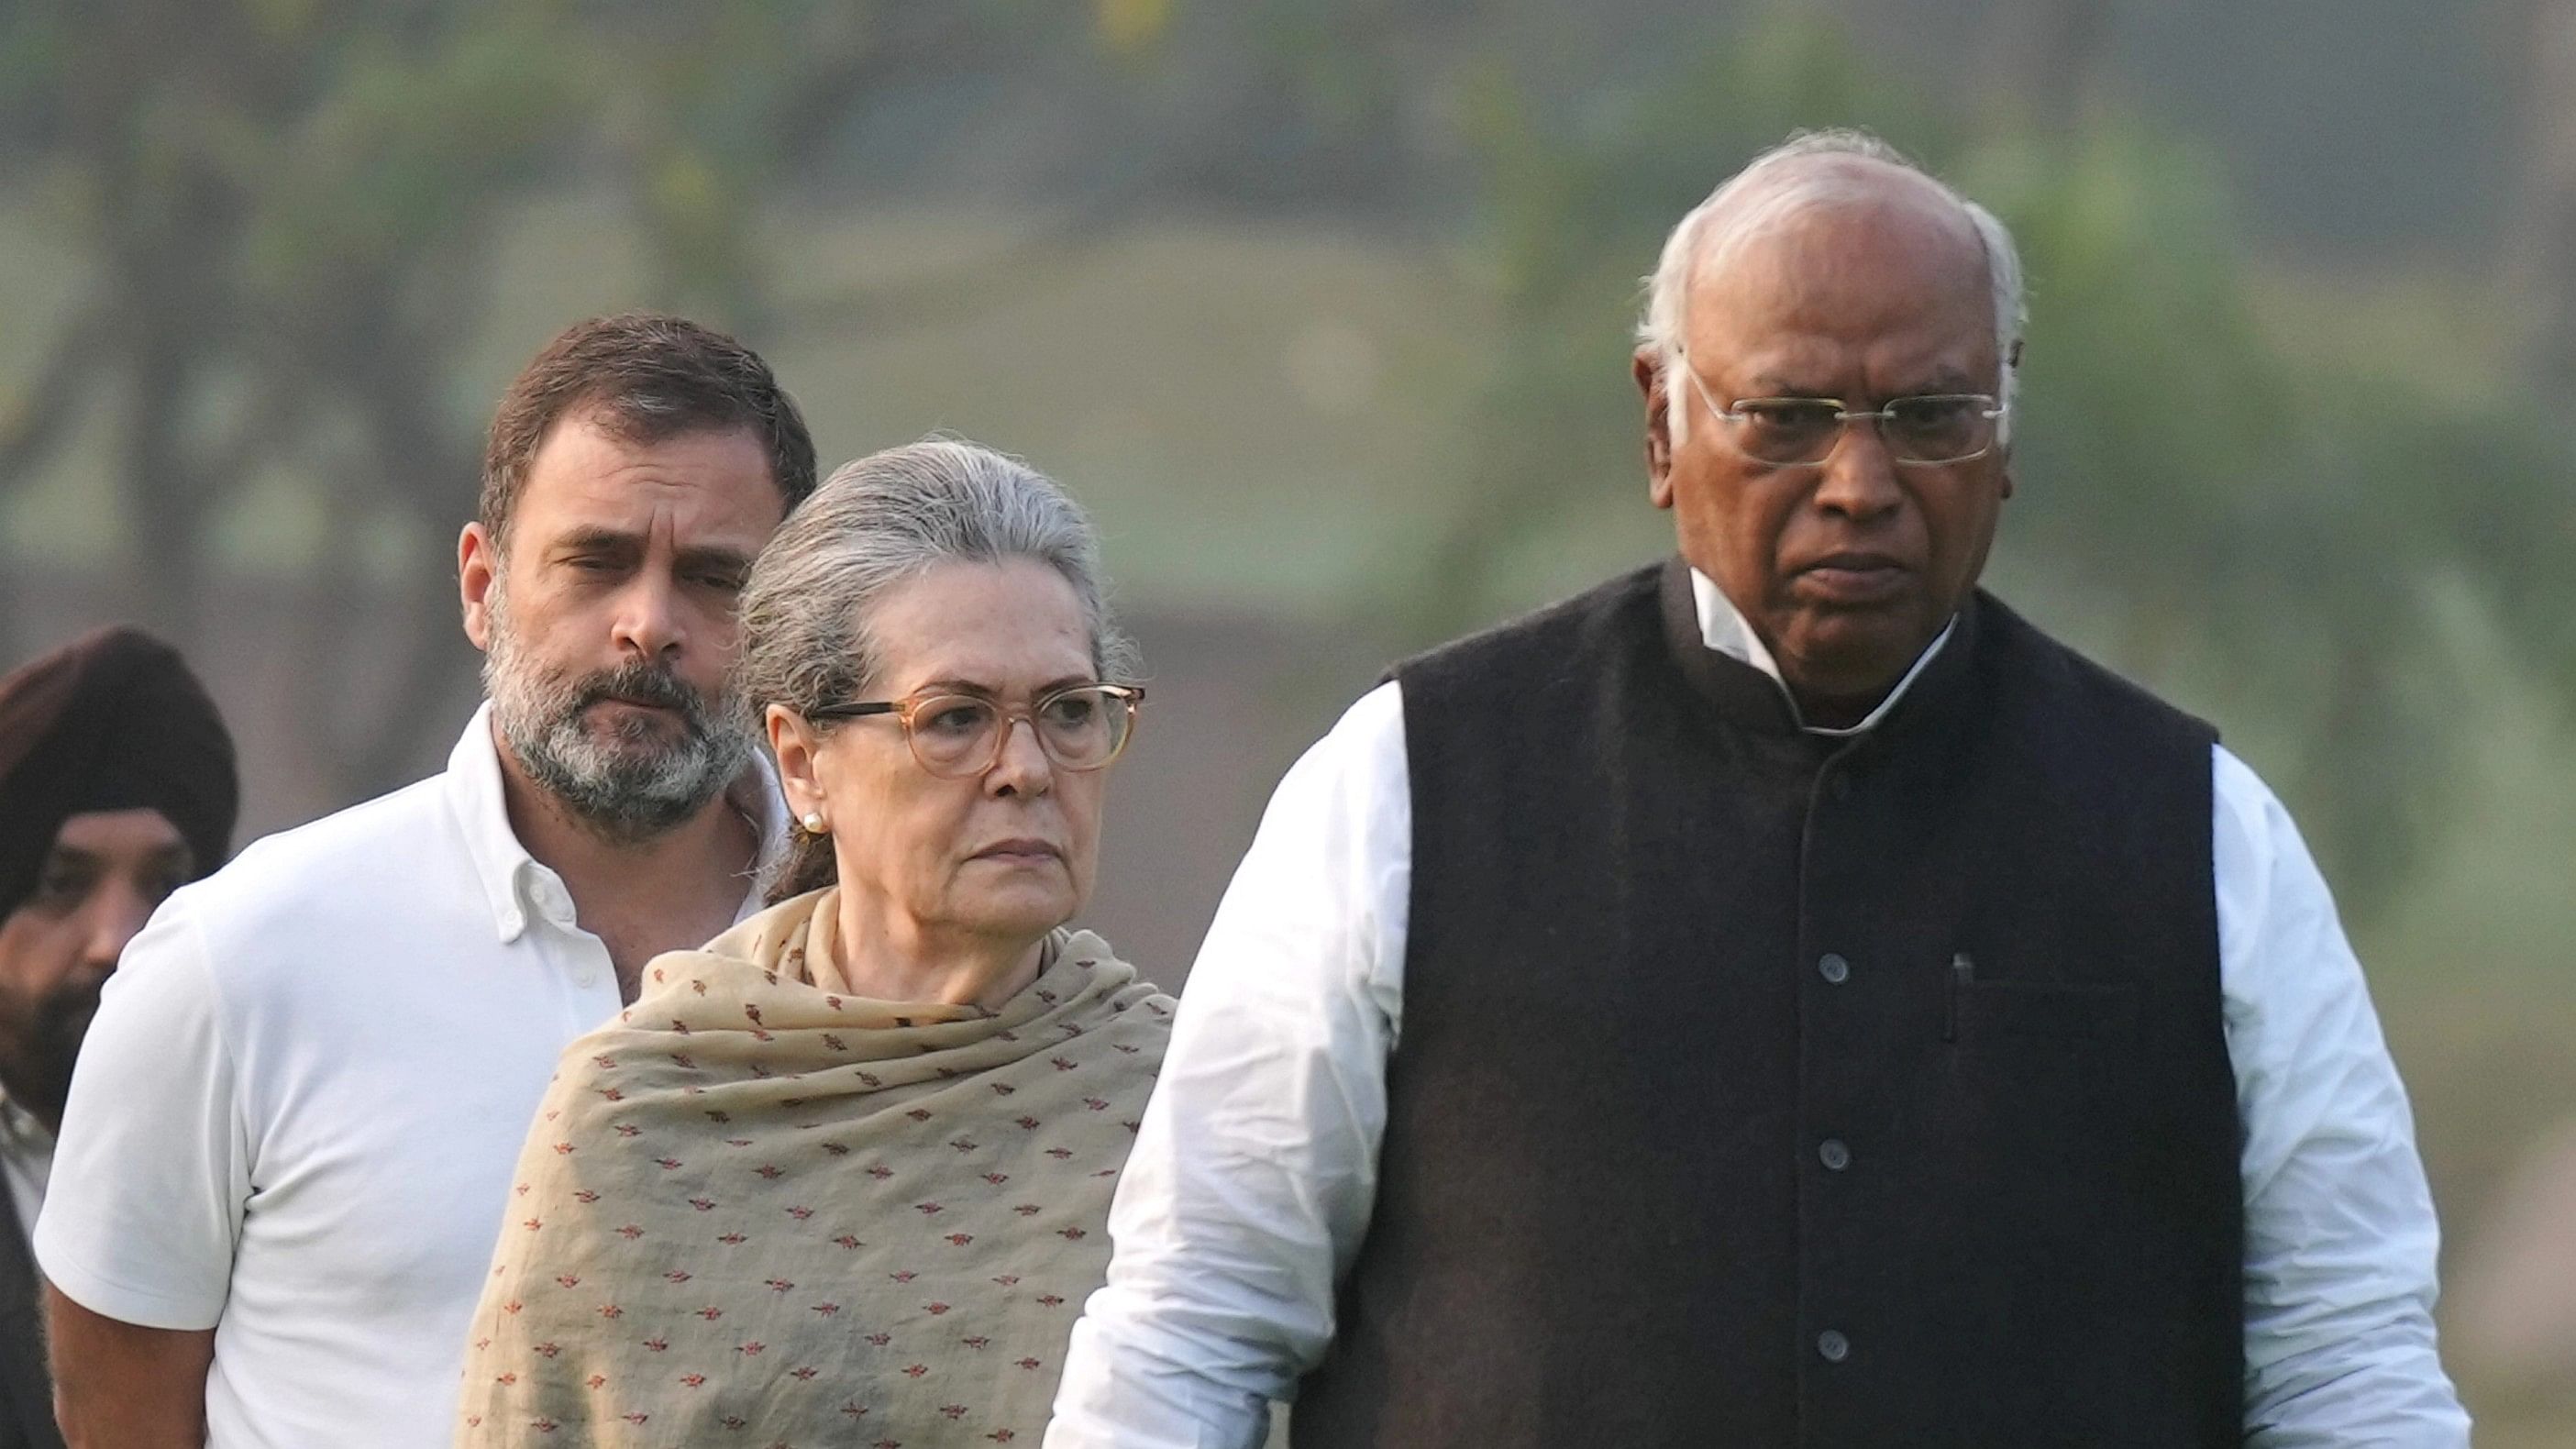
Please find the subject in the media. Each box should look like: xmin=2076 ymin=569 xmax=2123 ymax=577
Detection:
xmin=481 ymin=593 xmax=754 ymax=846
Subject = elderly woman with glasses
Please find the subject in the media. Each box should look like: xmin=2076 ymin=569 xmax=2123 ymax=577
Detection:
xmin=455 ymin=439 xmax=1168 ymax=1447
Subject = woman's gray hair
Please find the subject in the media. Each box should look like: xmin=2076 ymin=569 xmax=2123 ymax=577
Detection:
xmin=735 ymin=437 xmax=1141 ymax=900
xmin=1636 ymin=127 xmax=2027 ymax=440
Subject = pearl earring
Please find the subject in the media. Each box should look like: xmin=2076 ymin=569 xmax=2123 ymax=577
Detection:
xmin=801 ymin=812 xmax=826 ymax=835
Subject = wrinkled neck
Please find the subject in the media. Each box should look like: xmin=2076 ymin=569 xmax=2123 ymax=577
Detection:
xmin=821 ymin=883 xmax=1046 ymax=1012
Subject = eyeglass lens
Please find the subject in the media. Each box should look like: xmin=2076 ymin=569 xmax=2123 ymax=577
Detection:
xmin=908 ymin=688 xmax=1132 ymax=775
xmin=1729 ymin=396 xmax=1996 ymax=465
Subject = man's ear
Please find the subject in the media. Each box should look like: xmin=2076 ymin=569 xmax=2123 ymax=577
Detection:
xmin=459 ymin=523 xmax=500 ymax=651
xmin=1634 ymin=347 xmax=1676 ymax=510
xmin=1998 ymin=342 xmax=2022 ymax=502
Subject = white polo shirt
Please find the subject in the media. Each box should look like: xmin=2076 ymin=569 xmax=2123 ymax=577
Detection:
xmin=36 ymin=705 xmax=778 ymax=1449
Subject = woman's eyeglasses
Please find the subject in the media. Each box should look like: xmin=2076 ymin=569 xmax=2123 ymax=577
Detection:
xmin=805 ymin=683 xmax=1144 ymax=779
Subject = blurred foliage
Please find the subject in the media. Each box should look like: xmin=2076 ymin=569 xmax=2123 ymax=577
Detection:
xmin=0 ymin=5 xmax=2561 ymax=1433
xmin=0 ymin=0 xmax=2563 ymax=908
xmin=0 ymin=0 xmax=1128 ymax=796
xmin=1097 ymin=0 xmax=1178 ymax=56
xmin=1418 ymin=7 xmax=2576 ymax=906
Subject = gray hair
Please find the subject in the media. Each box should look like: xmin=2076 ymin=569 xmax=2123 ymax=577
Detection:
xmin=1637 ymin=127 xmax=2027 ymax=439
xmin=735 ymin=438 xmax=1141 ymax=899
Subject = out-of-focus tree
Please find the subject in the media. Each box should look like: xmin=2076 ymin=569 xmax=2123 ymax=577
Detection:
xmin=1960 ymin=125 xmax=2563 ymax=895
xmin=0 ymin=0 xmax=1155 ymax=800
xmin=1984 ymin=0 xmax=2113 ymax=127
xmin=1414 ymin=15 xmax=1950 ymax=625
xmin=2508 ymin=0 xmax=2576 ymax=386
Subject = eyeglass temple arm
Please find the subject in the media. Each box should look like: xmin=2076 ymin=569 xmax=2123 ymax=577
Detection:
xmin=805 ymin=701 xmax=901 ymax=722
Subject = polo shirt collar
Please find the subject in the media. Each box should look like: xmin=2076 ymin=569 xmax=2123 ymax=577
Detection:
xmin=1686 ymin=565 xmax=1957 ymax=738
xmin=443 ymin=702 xmax=788 ymax=945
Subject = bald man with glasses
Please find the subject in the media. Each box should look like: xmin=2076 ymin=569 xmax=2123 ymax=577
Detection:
xmin=1049 ymin=130 xmax=2468 ymax=1449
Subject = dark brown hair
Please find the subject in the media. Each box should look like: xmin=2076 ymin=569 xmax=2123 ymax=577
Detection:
xmin=479 ymin=313 xmax=818 ymax=541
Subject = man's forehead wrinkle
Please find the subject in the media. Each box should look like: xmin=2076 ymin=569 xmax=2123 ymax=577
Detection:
xmin=521 ymin=422 xmax=781 ymax=535
xmin=1695 ymin=201 xmax=1984 ymax=305
xmin=535 ymin=481 xmax=770 ymax=553
xmin=554 ymin=523 xmax=642 ymax=549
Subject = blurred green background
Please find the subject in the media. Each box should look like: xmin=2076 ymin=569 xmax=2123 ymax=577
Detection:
xmin=1 ymin=0 xmax=2570 ymax=1435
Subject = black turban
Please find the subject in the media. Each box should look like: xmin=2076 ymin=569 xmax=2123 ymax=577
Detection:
xmin=0 ymin=627 xmax=238 ymax=921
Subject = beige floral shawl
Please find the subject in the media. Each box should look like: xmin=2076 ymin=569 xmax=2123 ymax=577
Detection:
xmin=455 ymin=889 xmax=1170 ymax=1447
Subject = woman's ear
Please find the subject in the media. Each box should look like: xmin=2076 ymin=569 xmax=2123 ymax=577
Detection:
xmin=768 ymin=704 xmax=824 ymax=822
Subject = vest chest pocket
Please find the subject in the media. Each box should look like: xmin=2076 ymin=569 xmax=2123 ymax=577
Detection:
xmin=1947 ymin=977 xmax=2142 ymax=1045
xmin=1935 ymin=972 xmax=2158 ymax=1189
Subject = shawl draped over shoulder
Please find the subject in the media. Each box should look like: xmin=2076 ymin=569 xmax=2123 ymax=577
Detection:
xmin=455 ymin=888 xmax=1172 ymax=1446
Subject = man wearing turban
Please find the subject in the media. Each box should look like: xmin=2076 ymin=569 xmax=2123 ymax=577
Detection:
xmin=0 ymin=626 xmax=236 ymax=1449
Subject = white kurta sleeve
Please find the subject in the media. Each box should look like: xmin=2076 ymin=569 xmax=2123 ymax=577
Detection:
xmin=1048 ymin=683 xmax=1411 ymax=1449
xmin=2216 ymin=746 xmax=2472 ymax=1445
xmin=34 ymin=893 xmax=251 ymax=1331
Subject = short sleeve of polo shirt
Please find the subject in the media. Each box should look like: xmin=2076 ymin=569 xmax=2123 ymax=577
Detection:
xmin=36 ymin=896 xmax=249 ymax=1331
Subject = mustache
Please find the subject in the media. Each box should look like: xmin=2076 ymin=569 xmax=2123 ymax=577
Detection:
xmin=571 ymin=659 xmax=710 ymax=724
xmin=11 ymin=975 xmax=107 ymax=1115
xmin=36 ymin=990 xmax=102 ymax=1059
xmin=34 ymin=976 xmax=104 ymax=1036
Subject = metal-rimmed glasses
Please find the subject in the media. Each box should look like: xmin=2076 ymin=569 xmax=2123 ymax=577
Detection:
xmin=804 ymin=682 xmax=1145 ymax=779
xmin=1682 ymin=364 xmax=2007 ymax=467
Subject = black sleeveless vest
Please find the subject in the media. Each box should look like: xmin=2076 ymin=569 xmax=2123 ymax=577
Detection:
xmin=1291 ymin=559 xmax=2241 ymax=1449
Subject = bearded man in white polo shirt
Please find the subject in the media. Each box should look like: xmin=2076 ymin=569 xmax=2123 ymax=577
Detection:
xmin=35 ymin=313 xmax=816 ymax=1449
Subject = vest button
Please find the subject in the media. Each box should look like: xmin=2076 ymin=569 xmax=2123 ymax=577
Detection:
xmin=1819 ymin=1138 xmax=1852 ymax=1171
xmin=1818 ymin=952 xmax=1851 ymax=984
xmin=1818 ymin=1329 xmax=1851 ymax=1363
